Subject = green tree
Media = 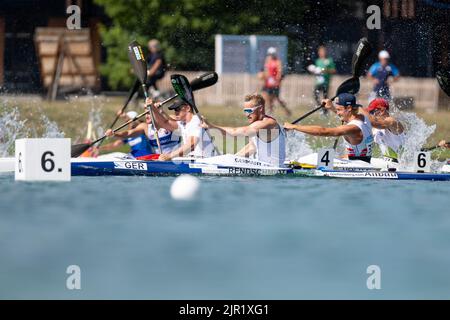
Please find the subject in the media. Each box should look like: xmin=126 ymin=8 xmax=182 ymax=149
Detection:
xmin=94 ymin=0 xmax=308 ymax=89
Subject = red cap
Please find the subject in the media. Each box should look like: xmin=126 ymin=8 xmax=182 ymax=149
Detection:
xmin=367 ymin=98 xmax=389 ymax=112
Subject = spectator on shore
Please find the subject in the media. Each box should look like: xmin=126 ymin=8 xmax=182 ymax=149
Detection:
xmin=307 ymin=45 xmax=336 ymax=111
xmin=258 ymin=47 xmax=291 ymax=116
xmin=146 ymin=39 xmax=166 ymax=97
xmin=367 ymin=50 xmax=400 ymax=102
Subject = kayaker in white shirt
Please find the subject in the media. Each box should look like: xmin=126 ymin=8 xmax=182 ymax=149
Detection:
xmin=146 ymin=99 xmax=215 ymax=160
xmin=361 ymin=98 xmax=405 ymax=162
xmin=201 ymin=93 xmax=286 ymax=167
xmin=284 ymin=93 xmax=374 ymax=163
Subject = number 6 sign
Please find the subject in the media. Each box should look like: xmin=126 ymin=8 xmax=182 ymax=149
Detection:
xmin=413 ymin=151 xmax=431 ymax=173
xmin=15 ymin=139 xmax=71 ymax=181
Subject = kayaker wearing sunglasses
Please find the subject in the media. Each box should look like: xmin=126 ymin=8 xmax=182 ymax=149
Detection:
xmin=201 ymin=93 xmax=286 ymax=167
xmin=146 ymin=99 xmax=215 ymax=161
xmin=362 ymin=98 xmax=405 ymax=162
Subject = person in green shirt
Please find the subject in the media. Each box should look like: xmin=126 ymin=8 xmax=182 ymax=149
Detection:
xmin=307 ymin=46 xmax=336 ymax=110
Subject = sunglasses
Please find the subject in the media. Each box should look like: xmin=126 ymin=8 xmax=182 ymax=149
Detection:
xmin=243 ymin=105 xmax=262 ymax=115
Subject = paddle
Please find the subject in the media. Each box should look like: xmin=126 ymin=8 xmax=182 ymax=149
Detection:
xmin=421 ymin=141 xmax=449 ymax=152
xmin=291 ymin=37 xmax=372 ymax=124
xmin=171 ymin=74 xmax=221 ymax=155
xmin=71 ymin=72 xmax=219 ymax=157
xmin=292 ymin=77 xmax=360 ymax=124
xmin=96 ymin=78 xmax=140 ymax=148
xmin=436 ymin=69 xmax=450 ymax=97
xmin=127 ymin=41 xmax=162 ymax=153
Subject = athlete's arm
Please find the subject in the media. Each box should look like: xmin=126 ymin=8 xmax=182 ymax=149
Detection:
xmin=236 ymin=141 xmax=256 ymax=157
xmin=146 ymin=99 xmax=178 ymax=131
xmin=98 ymin=139 xmax=124 ymax=152
xmin=203 ymin=118 xmax=272 ymax=137
xmin=284 ymin=123 xmax=360 ymax=137
xmin=370 ymin=116 xmax=404 ymax=134
xmin=159 ymin=136 xmax=198 ymax=160
xmin=105 ymin=122 xmax=146 ymax=139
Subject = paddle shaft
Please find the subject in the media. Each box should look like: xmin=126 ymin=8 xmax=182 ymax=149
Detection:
xmin=292 ymin=93 xmax=338 ymax=125
xmin=141 ymin=84 xmax=162 ymax=153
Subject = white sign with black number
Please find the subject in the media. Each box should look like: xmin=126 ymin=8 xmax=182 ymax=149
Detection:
xmin=317 ymin=148 xmax=335 ymax=170
xmin=15 ymin=138 xmax=71 ymax=181
xmin=413 ymin=151 xmax=431 ymax=173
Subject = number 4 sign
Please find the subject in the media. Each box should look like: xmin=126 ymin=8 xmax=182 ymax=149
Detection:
xmin=413 ymin=151 xmax=431 ymax=173
xmin=15 ymin=139 xmax=71 ymax=181
xmin=317 ymin=148 xmax=335 ymax=170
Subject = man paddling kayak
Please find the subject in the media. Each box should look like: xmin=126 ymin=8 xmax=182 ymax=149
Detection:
xmin=104 ymin=108 xmax=181 ymax=159
xmin=100 ymin=111 xmax=153 ymax=159
xmin=362 ymin=98 xmax=405 ymax=162
xmin=284 ymin=93 xmax=374 ymax=163
xmin=146 ymin=99 xmax=215 ymax=160
xmin=201 ymin=93 xmax=286 ymax=167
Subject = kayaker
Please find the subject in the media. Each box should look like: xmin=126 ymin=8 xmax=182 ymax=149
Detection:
xmin=284 ymin=93 xmax=374 ymax=163
xmin=367 ymin=50 xmax=400 ymax=102
xmin=362 ymin=98 xmax=405 ymax=162
xmin=146 ymin=99 xmax=215 ymax=160
xmin=258 ymin=47 xmax=291 ymax=116
xmin=438 ymin=140 xmax=450 ymax=149
xmin=201 ymin=93 xmax=286 ymax=167
xmin=104 ymin=109 xmax=181 ymax=159
xmin=101 ymin=111 xmax=154 ymax=159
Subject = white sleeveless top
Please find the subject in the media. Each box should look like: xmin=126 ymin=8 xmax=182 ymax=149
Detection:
xmin=373 ymin=128 xmax=405 ymax=160
xmin=177 ymin=115 xmax=214 ymax=158
xmin=344 ymin=115 xmax=374 ymax=158
xmin=147 ymin=125 xmax=181 ymax=154
xmin=251 ymin=117 xmax=286 ymax=167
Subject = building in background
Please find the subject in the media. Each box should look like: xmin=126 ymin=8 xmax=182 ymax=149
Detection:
xmin=0 ymin=0 xmax=104 ymax=93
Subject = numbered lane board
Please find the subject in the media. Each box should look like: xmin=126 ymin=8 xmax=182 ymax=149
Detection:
xmin=15 ymin=138 xmax=71 ymax=181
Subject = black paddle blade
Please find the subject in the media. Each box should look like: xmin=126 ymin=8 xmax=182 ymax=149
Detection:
xmin=190 ymin=72 xmax=219 ymax=91
xmin=71 ymin=143 xmax=91 ymax=158
xmin=171 ymin=74 xmax=197 ymax=112
xmin=128 ymin=41 xmax=147 ymax=85
xmin=352 ymin=37 xmax=372 ymax=77
xmin=436 ymin=69 xmax=450 ymax=97
xmin=335 ymin=76 xmax=360 ymax=96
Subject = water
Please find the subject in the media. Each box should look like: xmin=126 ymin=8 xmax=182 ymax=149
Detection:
xmin=1 ymin=173 xmax=449 ymax=299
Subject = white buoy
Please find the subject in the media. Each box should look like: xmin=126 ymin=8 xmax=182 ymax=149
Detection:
xmin=170 ymin=174 xmax=200 ymax=200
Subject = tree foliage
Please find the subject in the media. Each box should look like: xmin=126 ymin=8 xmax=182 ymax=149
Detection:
xmin=94 ymin=0 xmax=308 ymax=89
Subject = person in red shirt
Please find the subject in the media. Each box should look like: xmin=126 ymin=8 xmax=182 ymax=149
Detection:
xmin=258 ymin=47 xmax=291 ymax=116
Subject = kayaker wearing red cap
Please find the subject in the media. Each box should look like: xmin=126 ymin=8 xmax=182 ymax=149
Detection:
xmin=284 ymin=93 xmax=374 ymax=163
xmin=362 ymin=98 xmax=405 ymax=162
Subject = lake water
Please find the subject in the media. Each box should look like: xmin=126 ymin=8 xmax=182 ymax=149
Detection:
xmin=1 ymin=173 xmax=450 ymax=299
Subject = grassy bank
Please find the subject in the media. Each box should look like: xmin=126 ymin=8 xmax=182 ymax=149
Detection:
xmin=1 ymin=95 xmax=449 ymax=160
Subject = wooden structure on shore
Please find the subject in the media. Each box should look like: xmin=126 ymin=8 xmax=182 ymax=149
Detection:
xmin=34 ymin=28 xmax=99 ymax=100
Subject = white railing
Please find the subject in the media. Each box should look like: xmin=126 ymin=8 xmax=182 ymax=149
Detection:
xmin=157 ymin=72 xmax=445 ymax=110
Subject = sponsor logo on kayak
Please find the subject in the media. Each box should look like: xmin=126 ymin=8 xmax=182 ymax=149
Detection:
xmin=364 ymin=171 xmax=397 ymax=178
xmin=228 ymin=168 xmax=288 ymax=175
xmin=233 ymin=157 xmax=271 ymax=167
xmin=114 ymin=161 xmax=147 ymax=171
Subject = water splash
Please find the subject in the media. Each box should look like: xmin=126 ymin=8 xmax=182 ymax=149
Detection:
xmin=0 ymin=107 xmax=28 ymax=157
xmin=395 ymin=110 xmax=437 ymax=170
xmin=41 ymin=114 xmax=65 ymax=138
xmin=285 ymin=130 xmax=313 ymax=160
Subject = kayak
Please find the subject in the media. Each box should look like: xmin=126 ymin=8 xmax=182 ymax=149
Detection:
xmin=70 ymin=154 xmax=450 ymax=181
xmin=3 ymin=154 xmax=450 ymax=181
